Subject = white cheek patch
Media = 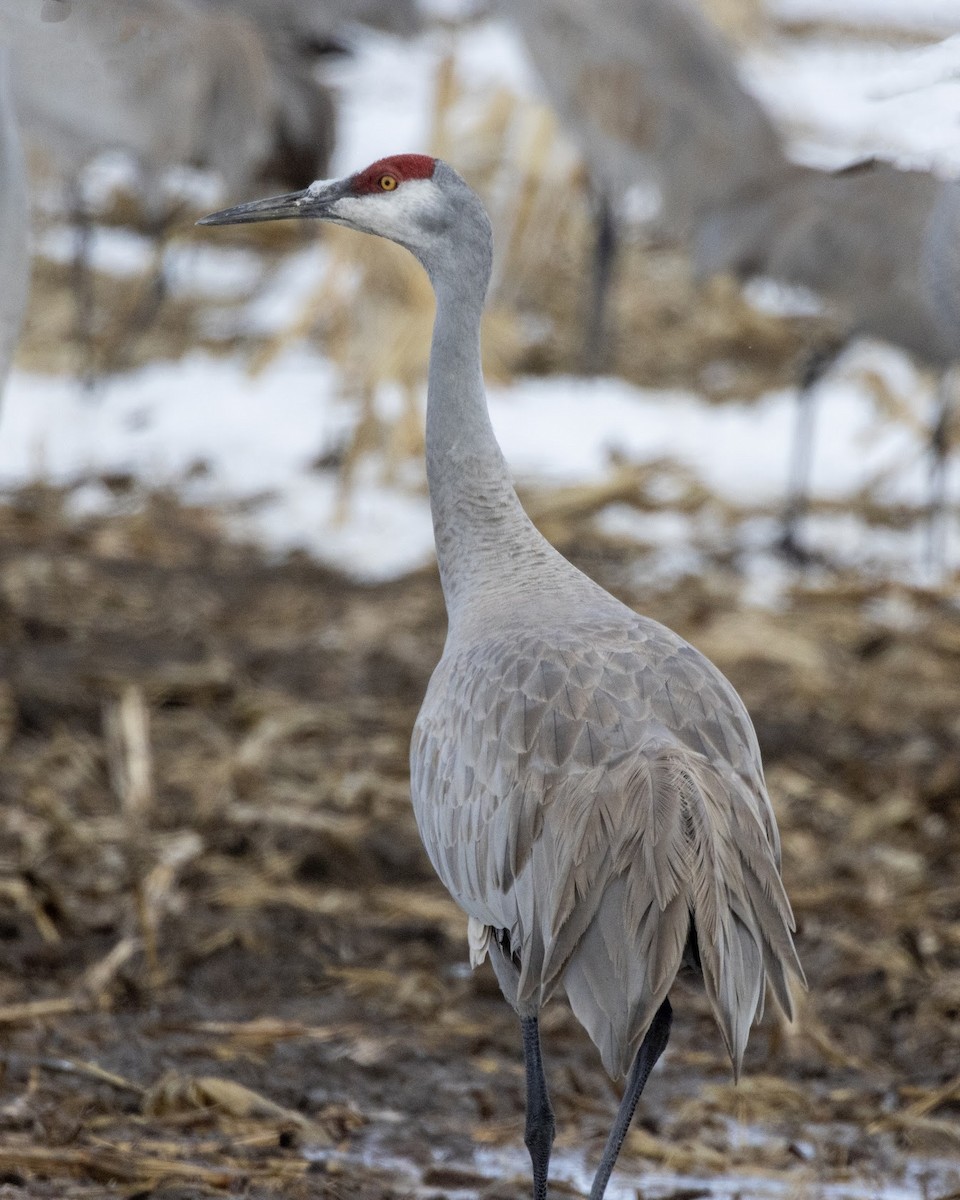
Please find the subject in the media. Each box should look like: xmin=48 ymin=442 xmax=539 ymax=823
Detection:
xmin=336 ymin=179 xmax=441 ymax=243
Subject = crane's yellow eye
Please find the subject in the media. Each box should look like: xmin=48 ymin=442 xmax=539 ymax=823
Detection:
xmin=379 ymin=174 xmax=399 ymax=191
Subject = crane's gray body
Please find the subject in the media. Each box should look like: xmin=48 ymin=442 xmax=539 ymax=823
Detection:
xmin=0 ymin=45 xmax=28 ymax=395
xmin=404 ymin=162 xmax=800 ymax=1080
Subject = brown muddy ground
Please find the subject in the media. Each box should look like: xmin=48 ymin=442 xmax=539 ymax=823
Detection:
xmin=0 ymin=484 xmax=958 ymax=1199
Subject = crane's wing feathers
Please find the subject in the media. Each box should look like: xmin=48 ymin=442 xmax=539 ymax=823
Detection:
xmin=411 ymin=615 xmax=803 ymax=1078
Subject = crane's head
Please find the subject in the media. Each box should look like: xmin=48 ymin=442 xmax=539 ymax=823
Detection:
xmin=199 ymin=154 xmax=492 ymax=289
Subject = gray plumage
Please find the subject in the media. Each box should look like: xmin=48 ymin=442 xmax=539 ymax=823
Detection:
xmin=413 ymin=617 xmax=798 ymax=1077
xmin=189 ymin=0 xmax=422 ymax=187
xmin=919 ymin=175 xmax=960 ymax=356
xmin=0 ymin=44 xmax=29 ymax=396
xmin=199 ymin=154 xmax=803 ymax=1199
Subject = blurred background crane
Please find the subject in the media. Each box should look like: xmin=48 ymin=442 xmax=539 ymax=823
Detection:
xmin=0 ymin=0 xmax=419 ymax=381
xmin=697 ymin=155 xmax=960 ymax=566
xmin=2 ymin=0 xmax=422 ymax=207
xmin=508 ymin=0 xmax=959 ymax=566
xmin=509 ymin=0 xmax=789 ymax=368
xmin=2 ymin=0 xmax=307 ymax=381
xmin=194 ymin=0 xmax=421 ymax=184
xmin=2 ymin=0 xmax=285 ymax=199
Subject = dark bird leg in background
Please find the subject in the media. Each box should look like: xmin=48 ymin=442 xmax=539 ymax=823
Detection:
xmin=120 ymin=207 xmax=174 ymax=346
xmin=68 ymin=177 xmax=97 ymax=392
xmin=584 ymin=188 xmax=617 ymax=375
xmin=779 ymin=340 xmax=846 ymax=563
xmin=927 ymin=370 xmax=955 ymax=575
xmin=521 ymin=1016 xmax=555 ymax=1200
xmin=589 ymin=998 xmax=672 ymax=1200
xmin=68 ymin=181 xmax=178 ymax=384
xmin=107 ymin=201 xmax=186 ymax=375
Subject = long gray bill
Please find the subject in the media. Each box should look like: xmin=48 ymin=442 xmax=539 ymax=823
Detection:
xmin=197 ymin=189 xmax=314 ymax=226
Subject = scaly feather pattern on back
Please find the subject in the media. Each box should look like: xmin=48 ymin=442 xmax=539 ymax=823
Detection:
xmin=411 ymin=612 xmax=803 ymax=1078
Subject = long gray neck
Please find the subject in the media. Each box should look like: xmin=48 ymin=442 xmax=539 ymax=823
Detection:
xmin=425 ymin=271 xmax=564 ymax=627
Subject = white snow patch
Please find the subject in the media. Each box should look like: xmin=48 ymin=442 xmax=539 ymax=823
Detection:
xmin=37 ymin=223 xmax=154 ymax=279
xmin=744 ymin=277 xmax=825 ymax=318
xmin=225 ymin=244 xmax=330 ymax=337
xmin=0 ymin=352 xmax=435 ymax=581
xmin=0 ymin=348 xmax=952 ymax=582
xmin=745 ymin=38 xmax=960 ymax=172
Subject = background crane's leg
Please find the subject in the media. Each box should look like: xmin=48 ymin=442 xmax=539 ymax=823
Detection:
xmin=779 ymin=341 xmax=844 ymax=562
xmin=67 ymin=176 xmax=96 ymax=391
xmin=588 ymin=998 xmax=672 ymax=1200
xmin=584 ymin=188 xmax=617 ymax=375
xmin=521 ymin=1015 xmax=555 ymax=1200
xmin=104 ymin=196 xmax=183 ymax=375
xmin=927 ymin=369 xmax=955 ymax=576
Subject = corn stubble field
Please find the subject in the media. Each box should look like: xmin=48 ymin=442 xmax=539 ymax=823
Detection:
xmin=2 ymin=16 xmax=960 ymax=1200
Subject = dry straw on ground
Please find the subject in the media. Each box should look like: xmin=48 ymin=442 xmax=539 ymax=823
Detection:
xmin=0 ymin=483 xmax=957 ymax=1197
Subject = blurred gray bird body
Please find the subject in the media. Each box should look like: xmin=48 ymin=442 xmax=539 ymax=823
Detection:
xmin=2 ymin=0 xmax=330 ymax=196
xmin=199 ymin=0 xmax=420 ymax=53
xmin=697 ymin=159 xmax=960 ymax=369
xmin=0 ymin=45 xmax=29 ymax=394
xmin=510 ymin=0 xmax=787 ymax=236
xmin=199 ymin=155 xmax=803 ymax=1198
xmin=184 ymin=0 xmax=421 ymax=190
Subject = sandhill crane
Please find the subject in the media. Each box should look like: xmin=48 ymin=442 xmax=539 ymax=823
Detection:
xmin=0 ymin=45 xmax=29 ymax=398
xmin=509 ymin=0 xmax=958 ymax=565
xmin=200 ymin=155 xmax=804 ymax=1200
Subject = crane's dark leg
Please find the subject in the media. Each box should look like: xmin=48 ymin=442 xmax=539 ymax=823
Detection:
xmin=779 ymin=342 xmax=844 ymax=562
xmin=521 ymin=1015 xmax=555 ymax=1200
xmin=584 ymin=189 xmax=617 ymax=375
xmin=588 ymin=997 xmax=672 ymax=1200
xmin=927 ymin=371 xmax=954 ymax=575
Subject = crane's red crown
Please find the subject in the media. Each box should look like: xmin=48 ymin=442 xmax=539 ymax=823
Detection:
xmin=351 ymin=154 xmax=436 ymax=194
